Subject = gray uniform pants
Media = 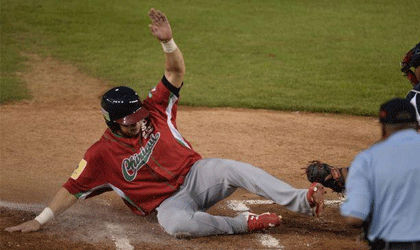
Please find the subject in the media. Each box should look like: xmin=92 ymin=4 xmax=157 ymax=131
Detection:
xmin=156 ymin=158 xmax=312 ymax=237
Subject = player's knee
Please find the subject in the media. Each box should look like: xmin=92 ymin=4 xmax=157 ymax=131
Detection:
xmin=158 ymin=211 xmax=198 ymax=237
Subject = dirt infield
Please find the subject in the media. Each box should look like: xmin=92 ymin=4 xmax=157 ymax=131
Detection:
xmin=0 ymin=55 xmax=377 ymax=249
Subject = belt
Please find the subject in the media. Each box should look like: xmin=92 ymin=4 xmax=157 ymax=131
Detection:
xmin=371 ymin=240 xmax=420 ymax=250
xmin=384 ymin=241 xmax=420 ymax=250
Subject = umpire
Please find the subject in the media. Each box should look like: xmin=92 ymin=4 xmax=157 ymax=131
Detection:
xmin=340 ymin=98 xmax=420 ymax=250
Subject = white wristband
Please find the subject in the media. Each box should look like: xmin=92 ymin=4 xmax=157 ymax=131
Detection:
xmin=161 ymin=38 xmax=178 ymax=53
xmin=34 ymin=207 xmax=54 ymax=225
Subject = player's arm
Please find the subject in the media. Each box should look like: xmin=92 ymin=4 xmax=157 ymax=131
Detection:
xmin=148 ymin=8 xmax=185 ymax=89
xmin=5 ymin=187 xmax=77 ymax=233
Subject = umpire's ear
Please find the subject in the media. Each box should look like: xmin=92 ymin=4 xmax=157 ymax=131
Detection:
xmin=381 ymin=123 xmax=387 ymax=139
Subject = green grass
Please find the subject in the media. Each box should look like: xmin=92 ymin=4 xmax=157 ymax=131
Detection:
xmin=1 ymin=0 xmax=419 ymax=115
xmin=0 ymin=24 xmax=32 ymax=102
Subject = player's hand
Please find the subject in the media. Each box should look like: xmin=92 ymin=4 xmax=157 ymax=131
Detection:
xmin=148 ymin=8 xmax=173 ymax=42
xmin=5 ymin=220 xmax=41 ymax=233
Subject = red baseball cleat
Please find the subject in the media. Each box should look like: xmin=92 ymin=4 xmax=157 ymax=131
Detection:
xmin=307 ymin=182 xmax=324 ymax=217
xmin=246 ymin=212 xmax=282 ymax=232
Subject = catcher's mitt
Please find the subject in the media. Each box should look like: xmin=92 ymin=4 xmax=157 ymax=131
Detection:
xmin=305 ymin=160 xmax=345 ymax=193
xmin=401 ymin=42 xmax=420 ymax=86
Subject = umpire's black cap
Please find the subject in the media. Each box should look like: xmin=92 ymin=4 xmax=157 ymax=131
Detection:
xmin=379 ymin=98 xmax=417 ymax=124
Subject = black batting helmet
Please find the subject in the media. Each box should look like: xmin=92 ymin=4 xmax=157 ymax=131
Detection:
xmin=101 ymin=86 xmax=149 ymax=131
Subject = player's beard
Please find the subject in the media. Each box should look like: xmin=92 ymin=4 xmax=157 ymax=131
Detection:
xmin=119 ymin=122 xmax=142 ymax=138
xmin=125 ymin=127 xmax=141 ymax=138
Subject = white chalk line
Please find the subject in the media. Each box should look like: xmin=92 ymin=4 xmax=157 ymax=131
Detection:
xmin=105 ymin=223 xmax=134 ymax=250
xmin=0 ymin=200 xmax=44 ymax=212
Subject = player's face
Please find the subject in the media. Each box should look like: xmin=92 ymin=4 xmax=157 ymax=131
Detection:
xmin=415 ymin=66 xmax=420 ymax=81
xmin=119 ymin=121 xmax=141 ymax=138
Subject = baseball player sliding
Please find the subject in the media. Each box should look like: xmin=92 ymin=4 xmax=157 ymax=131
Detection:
xmin=6 ymin=8 xmax=324 ymax=237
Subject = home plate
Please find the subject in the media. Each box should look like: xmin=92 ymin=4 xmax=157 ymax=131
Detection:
xmin=324 ymin=198 xmax=344 ymax=205
xmin=257 ymin=234 xmax=285 ymax=249
xmin=226 ymin=199 xmax=275 ymax=212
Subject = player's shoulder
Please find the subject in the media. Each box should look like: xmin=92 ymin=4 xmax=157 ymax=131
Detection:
xmin=84 ymin=138 xmax=108 ymax=158
xmin=366 ymin=130 xmax=419 ymax=154
xmin=84 ymin=130 xmax=113 ymax=154
xmin=353 ymin=139 xmax=388 ymax=164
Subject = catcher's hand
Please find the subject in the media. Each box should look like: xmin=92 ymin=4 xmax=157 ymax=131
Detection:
xmin=401 ymin=42 xmax=420 ymax=86
xmin=305 ymin=160 xmax=346 ymax=193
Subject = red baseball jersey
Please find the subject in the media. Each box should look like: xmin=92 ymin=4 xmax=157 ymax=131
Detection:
xmin=63 ymin=77 xmax=202 ymax=215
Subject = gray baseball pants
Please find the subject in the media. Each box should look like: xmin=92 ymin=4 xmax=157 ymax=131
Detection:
xmin=156 ymin=158 xmax=312 ymax=237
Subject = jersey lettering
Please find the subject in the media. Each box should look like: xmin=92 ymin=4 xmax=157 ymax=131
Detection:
xmin=141 ymin=117 xmax=154 ymax=139
xmin=122 ymin=132 xmax=160 ymax=181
